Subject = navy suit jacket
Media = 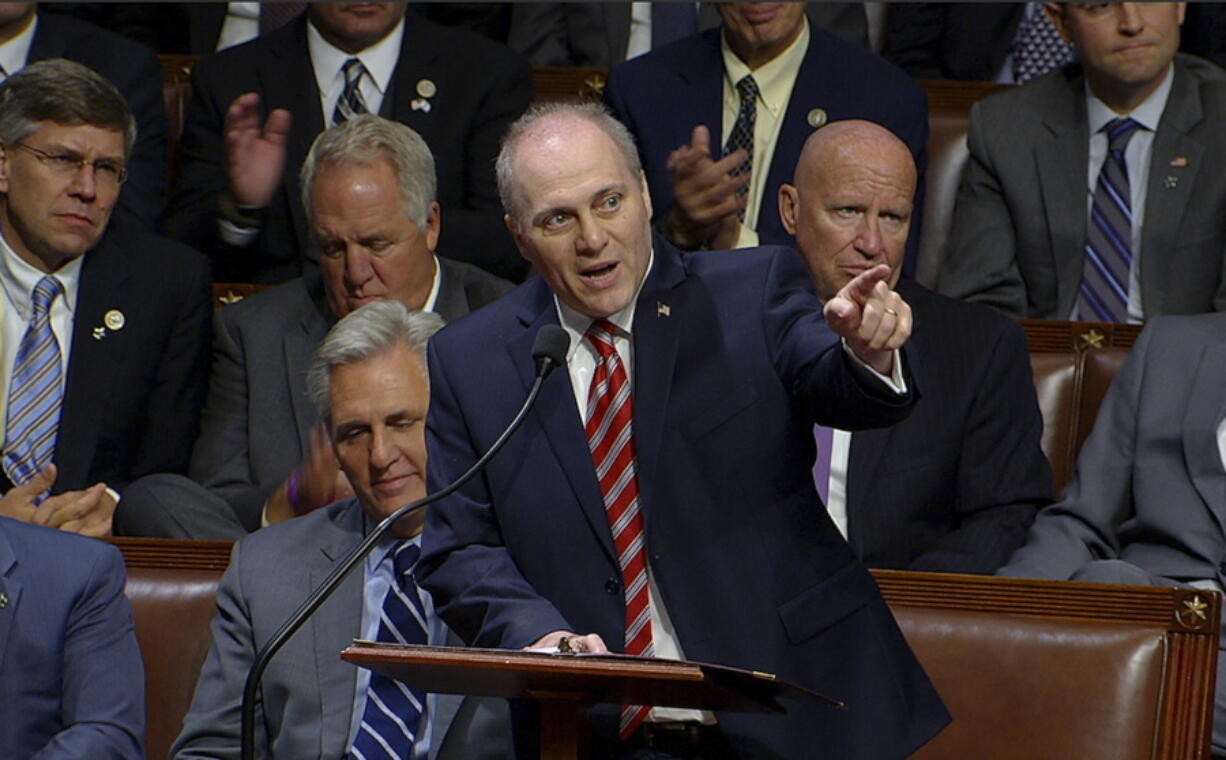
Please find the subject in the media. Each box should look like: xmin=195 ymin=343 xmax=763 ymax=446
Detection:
xmin=0 ymin=516 xmax=144 ymax=759
xmin=420 ymin=240 xmax=948 ymax=758
xmin=164 ymin=14 xmax=532 ymax=284
xmin=847 ymin=278 xmax=1051 ymax=573
xmin=604 ymin=24 xmax=929 ymax=270
xmin=29 ymin=11 xmax=169 ymax=231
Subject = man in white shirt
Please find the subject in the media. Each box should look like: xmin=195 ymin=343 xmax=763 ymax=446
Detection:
xmin=0 ymin=59 xmax=210 ymax=536
xmin=940 ymin=2 xmax=1226 ymax=321
xmin=165 ymin=1 xmax=532 ymax=284
xmin=118 ymin=115 xmax=512 ymax=540
xmin=780 ymin=119 xmax=1051 ymax=574
xmin=604 ymin=2 xmax=928 ymax=265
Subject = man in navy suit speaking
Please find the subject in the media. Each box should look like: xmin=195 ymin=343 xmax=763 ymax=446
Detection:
xmin=418 ymin=102 xmax=948 ymax=759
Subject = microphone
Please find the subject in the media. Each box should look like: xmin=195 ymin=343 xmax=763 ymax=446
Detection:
xmin=533 ymin=324 xmax=569 ymax=375
xmin=240 ymin=326 xmax=570 ymax=760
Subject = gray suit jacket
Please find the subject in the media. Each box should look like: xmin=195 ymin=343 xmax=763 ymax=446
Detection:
xmin=939 ymin=55 xmax=1226 ymax=319
xmin=189 ymin=258 xmax=512 ymax=531
xmin=1000 ymin=313 xmax=1226 ymax=584
xmin=172 ymin=499 xmax=510 ymax=759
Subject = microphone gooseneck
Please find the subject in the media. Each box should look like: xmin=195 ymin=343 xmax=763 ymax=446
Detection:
xmin=240 ymin=326 xmax=570 ymax=760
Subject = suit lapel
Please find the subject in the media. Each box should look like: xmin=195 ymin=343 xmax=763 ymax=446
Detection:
xmin=310 ymin=503 xmax=366 ymax=758
xmin=27 ymin=12 xmax=65 ymax=61
xmin=266 ymin=19 xmax=324 ymax=255
xmin=432 ymin=260 xmax=466 ymax=324
xmin=758 ymin=29 xmax=826 ymax=243
xmin=1036 ymin=72 xmax=1090 ymax=319
xmin=0 ymin=527 xmax=18 ymax=675
xmin=1141 ymin=61 xmax=1204 ymax=317
xmin=678 ymin=31 xmax=726 ymax=160
xmin=631 ymin=241 xmax=687 ymax=524
xmin=56 ymin=241 xmax=131 ymax=490
xmin=384 ymin=20 xmax=446 ymax=136
xmin=285 ymin=291 xmax=332 ymax=452
xmin=1181 ymin=343 xmax=1226 ymax=537
xmin=507 ymin=284 xmax=618 ymax=567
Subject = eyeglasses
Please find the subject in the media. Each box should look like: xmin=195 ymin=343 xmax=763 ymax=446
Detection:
xmin=11 ymin=142 xmax=128 ymax=186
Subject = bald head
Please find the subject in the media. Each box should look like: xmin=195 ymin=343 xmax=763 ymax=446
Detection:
xmin=780 ymin=120 xmax=916 ymax=300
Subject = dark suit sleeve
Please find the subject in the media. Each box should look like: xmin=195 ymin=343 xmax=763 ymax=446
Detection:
xmin=937 ymin=98 xmax=1029 ymax=315
xmin=171 ymin=543 xmax=258 ymax=760
xmin=419 ymin=339 xmax=573 ymax=650
xmin=36 ymin=543 xmax=144 ymax=759
xmin=188 ymin=308 xmax=271 ymax=532
xmin=765 ymin=252 xmax=916 ymax=430
xmin=881 ymin=3 xmax=949 ymax=80
xmin=106 ymin=40 xmax=168 ymax=232
xmin=507 ymin=2 xmax=579 ymax=66
xmin=434 ymin=49 xmax=533 ymax=282
xmin=907 ymin=318 xmax=1049 ymax=573
xmin=161 ymin=58 xmax=235 ymax=268
xmin=123 ymin=249 xmax=213 ymax=487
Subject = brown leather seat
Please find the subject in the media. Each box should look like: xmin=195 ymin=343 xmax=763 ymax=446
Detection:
xmin=114 ymin=538 xmax=230 ymax=760
xmin=875 ymin=570 xmax=1220 ymax=760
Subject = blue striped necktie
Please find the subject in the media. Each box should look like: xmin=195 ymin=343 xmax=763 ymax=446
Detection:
xmin=349 ymin=541 xmax=429 ymax=760
xmin=1079 ymin=117 xmax=1142 ymax=323
xmin=333 ymin=58 xmax=370 ymax=126
xmin=724 ymin=74 xmax=759 ymax=222
xmin=3 ymin=275 xmax=64 ymax=490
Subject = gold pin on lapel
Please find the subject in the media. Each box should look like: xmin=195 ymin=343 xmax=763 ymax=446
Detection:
xmin=91 ymin=327 xmax=106 ymax=340
xmin=104 ymin=309 xmax=125 ymax=331
xmin=807 ymin=108 xmax=827 ymax=129
xmin=657 ymin=302 xmax=671 ymax=317
xmin=416 ymin=79 xmax=436 ymax=98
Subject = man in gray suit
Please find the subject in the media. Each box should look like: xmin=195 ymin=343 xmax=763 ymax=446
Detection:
xmin=939 ymin=2 xmax=1226 ymax=321
xmin=173 ymin=301 xmax=510 ymax=759
xmin=116 ymin=115 xmax=512 ymax=539
xmin=999 ymin=312 xmax=1226 ymax=754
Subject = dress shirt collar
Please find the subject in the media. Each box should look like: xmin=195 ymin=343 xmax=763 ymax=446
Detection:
xmin=363 ymin=512 xmax=424 ymax=575
xmin=308 ymin=13 xmax=405 ymax=104
xmin=0 ymin=225 xmax=82 ymax=323
xmin=422 ymin=255 xmax=441 ymax=314
xmin=720 ymin=15 xmax=808 ymax=117
xmin=554 ymin=249 xmax=654 ymax=363
xmin=0 ymin=12 xmax=36 ymax=81
xmin=1085 ymin=61 xmax=1173 ymax=135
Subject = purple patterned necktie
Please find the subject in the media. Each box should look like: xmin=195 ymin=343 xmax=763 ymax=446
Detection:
xmin=1079 ymin=117 xmax=1142 ymax=322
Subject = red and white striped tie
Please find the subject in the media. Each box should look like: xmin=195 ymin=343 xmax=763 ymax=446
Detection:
xmin=584 ymin=318 xmax=654 ymax=739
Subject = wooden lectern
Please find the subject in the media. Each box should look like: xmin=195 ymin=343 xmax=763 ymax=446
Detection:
xmin=342 ymin=643 xmax=840 ymax=760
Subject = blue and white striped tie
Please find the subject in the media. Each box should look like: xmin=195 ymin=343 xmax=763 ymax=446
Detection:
xmin=1079 ymin=117 xmax=1142 ymax=323
xmin=3 ymin=275 xmax=64 ymax=491
xmin=724 ymin=74 xmax=759 ymax=222
xmin=349 ymin=542 xmax=429 ymax=760
xmin=333 ymin=58 xmax=370 ymax=126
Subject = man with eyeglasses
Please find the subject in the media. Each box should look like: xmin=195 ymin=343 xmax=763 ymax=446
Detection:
xmin=0 ymin=58 xmax=210 ymax=537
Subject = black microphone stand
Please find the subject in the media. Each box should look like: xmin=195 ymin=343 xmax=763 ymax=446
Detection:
xmin=240 ymin=327 xmax=569 ymax=760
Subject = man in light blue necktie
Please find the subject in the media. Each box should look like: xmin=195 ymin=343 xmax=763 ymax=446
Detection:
xmin=0 ymin=58 xmax=211 ymax=537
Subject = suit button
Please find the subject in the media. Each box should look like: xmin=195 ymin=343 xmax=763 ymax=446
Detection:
xmin=605 ymin=578 xmax=621 ymax=595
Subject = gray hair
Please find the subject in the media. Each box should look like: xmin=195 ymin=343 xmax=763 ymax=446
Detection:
xmin=0 ymin=58 xmax=136 ymax=157
xmin=306 ymin=301 xmax=445 ymax=420
xmin=495 ymin=101 xmax=642 ymax=225
xmin=300 ymin=113 xmax=437 ymax=229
